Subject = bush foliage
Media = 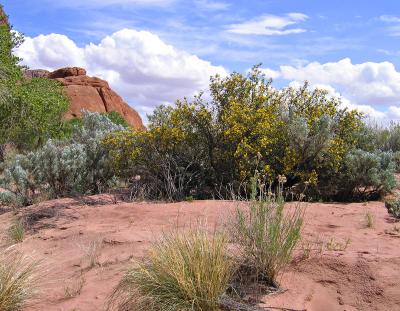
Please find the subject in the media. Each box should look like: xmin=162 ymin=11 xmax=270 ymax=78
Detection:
xmin=0 ymin=112 xmax=123 ymax=205
xmin=385 ymin=197 xmax=400 ymax=218
xmin=104 ymin=66 xmax=396 ymax=201
xmin=0 ymin=9 xmax=69 ymax=153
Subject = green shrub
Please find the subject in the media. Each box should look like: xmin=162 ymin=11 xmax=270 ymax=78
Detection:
xmin=0 ymin=191 xmax=17 ymax=206
xmin=0 ymin=249 xmax=39 ymax=311
xmin=393 ymin=151 xmax=400 ymax=172
xmin=0 ymin=154 xmax=36 ymax=206
xmin=108 ymin=229 xmax=233 ymax=311
xmin=385 ymin=197 xmax=400 ymax=218
xmin=104 ymin=111 xmax=130 ymax=128
xmin=229 ymin=193 xmax=303 ymax=287
xmin=339 ymin=149 xmax=396 ymax=199
xmin=357 ymin=122 xmax=400 ymax=157
xmin=104 ymin=67 xmax=372 ymax=202
xmin=0 ymin=112 xmax=123 ymax=205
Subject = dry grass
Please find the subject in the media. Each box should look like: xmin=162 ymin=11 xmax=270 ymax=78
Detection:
xmin=299 ymin=238 xmax=324 ymax=260
xmin=325 ymin=237 xmax=351 ymax=251
xmin=107 ymin=228 xmax=233 ymax=311
xmin=365 ymin=211 xmax=375 ymax=228
xmin=229 ymin=196 xmax=304 ymax=288
xmin=0 ymin=248 xmax=39 ymax=311
xmin=8 ymin=218 xmax=25 ymax=243
xmin=78 ymin=239 xmax=103 ymax=269
xmin=64 ymin=274 xmax=86 ymax=299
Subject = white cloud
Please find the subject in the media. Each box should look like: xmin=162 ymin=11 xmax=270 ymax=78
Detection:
xmin=259 ymin=68 xmax=281 ymax=79
xmin=379 ymin=15 xmax=400 ymax=36
xmin=226 ymin=13 xmax=308 ymax=36
xmin=262 ymin=58 xmax=400 ymax=121
xmin=379 ymin=15 xmax=400 ymax=23
xmin=15 ymin=29 xmax=227 ymax=120
xmin=388 ymin=106 xmax=400 ymax=119
xmin=194 ymin=0 xmax=230 ymax=11
xmin=16 ymin=34 xmax=85 ymax=69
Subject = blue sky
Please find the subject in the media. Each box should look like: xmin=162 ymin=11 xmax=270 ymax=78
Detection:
xmin=3 ymin=0 xmax=400 ymax=121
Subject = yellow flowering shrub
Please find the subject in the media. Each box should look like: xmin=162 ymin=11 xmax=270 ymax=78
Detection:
xmin=103 ymin=66 xmax=373 ymax=201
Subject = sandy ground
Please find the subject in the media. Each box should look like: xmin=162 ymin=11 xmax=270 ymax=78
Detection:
xmin=0 ymin=196 xmax=399 ymax=311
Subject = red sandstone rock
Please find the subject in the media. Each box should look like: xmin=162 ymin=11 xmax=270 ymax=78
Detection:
xmin=23 ymin=69 xmax=50 ymax=79
xmin=49 ymin=67 xmax=86 ymax=79
xmin=24 ymin=67 xmax=145 ymax=130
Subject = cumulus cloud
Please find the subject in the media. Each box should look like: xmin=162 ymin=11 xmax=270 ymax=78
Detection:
xmin=15 ymin=29 xmax=227 ymax=120
xmin=261 ymin=58 xmax=400 ymax=121
xmin=226 ymin=13 xmax=308 ymax=36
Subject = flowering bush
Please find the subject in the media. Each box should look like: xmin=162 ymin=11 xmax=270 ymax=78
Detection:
xmin=104 ymin=66 xmax=391 ymax=201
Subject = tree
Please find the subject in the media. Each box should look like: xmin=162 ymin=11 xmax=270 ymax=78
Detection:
xmin=0 ymin=5 xmax=69 ymax=156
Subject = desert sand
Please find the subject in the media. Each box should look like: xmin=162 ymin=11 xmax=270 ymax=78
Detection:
xmin=0 ymin=197 xmax=399 ymax=311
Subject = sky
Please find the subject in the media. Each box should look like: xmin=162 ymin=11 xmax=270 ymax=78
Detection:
xmin=2 ymin=0 xmax=400 ymax=122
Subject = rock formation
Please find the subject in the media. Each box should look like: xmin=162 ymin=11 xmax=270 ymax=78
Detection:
xmin=0 ymin=6 xmax=8 ymax=27
xmin=24 ymin=67 xmax=145 ymax=130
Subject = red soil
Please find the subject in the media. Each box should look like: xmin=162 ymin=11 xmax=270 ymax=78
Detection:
xmin=0 ymin=198 xmax=399 ymax=311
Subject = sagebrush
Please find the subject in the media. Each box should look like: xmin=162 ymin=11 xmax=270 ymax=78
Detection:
xmin=385 ymin=197 xmax=400 ymax=218
xmin=0 ymin=112 xmax=123 ymax=205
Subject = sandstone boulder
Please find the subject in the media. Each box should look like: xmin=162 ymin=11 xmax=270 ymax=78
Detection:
xmin=49 ymin=67 xmax=86 ymax=79
xmin=24 ymin=67 xmax=145 ymax=130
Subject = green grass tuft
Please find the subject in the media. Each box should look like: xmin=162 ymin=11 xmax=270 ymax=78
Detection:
xmin=108 ymin=228 xmax=233 ymax=311
xmin=229 ymin=195 xmax=304 ymax=288
xmin=8 ymin=218 xmax=25 ymax=243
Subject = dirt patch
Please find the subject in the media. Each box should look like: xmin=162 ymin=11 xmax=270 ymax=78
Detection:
xmin=296 ymin=257 xmax=384 ymax=310
xmin=0 ymin=198 xmax=398 ymax=311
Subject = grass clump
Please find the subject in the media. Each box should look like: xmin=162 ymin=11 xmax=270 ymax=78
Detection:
xmin=385 ymin=197 xmax=400 ymax=218
xmin=365 ymin=211 xmax=375 ymax=228
xmin=79 ymin=239 xmax=103 ymax=269
xmin=108 ymin=229 xmax=233 ymax=311
xmin=0 ymin=249 xmax=39 ymax=311
xmin=64 ymin=274 xmax=86 ymax=299
xmin=8 ymin=218 xmax=25 ymax=243
xmin=325 ymin=237 xmax=351 ymax=251
xmin=299 ymin=238 xmax=324 ymax=260
xmin=229 ymin=194 xmax=304 ymax=288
